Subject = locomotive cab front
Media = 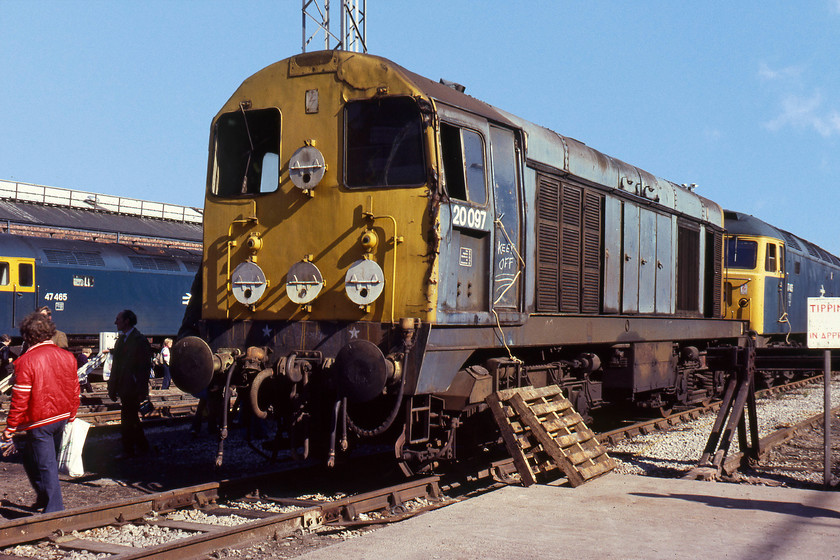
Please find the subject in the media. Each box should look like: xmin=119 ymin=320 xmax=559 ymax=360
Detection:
xmin=172 ymin=51 xmax=450 ymax=467
xmin=723 ymin=233 xmax=786 ymax=340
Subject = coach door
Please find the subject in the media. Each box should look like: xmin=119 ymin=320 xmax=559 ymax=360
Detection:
xmin=489 ymin=126 xmax=523 ymax=320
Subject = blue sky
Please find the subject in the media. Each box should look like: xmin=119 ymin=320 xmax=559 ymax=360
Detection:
xmin=2 ymin=1 xmax=839 ymax=254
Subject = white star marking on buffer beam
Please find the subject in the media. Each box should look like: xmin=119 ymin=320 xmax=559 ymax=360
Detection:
xmin=262 ymin=325 xmax=272 ymax=339
xmin=348 ymin=327 xmax=359 ymax=339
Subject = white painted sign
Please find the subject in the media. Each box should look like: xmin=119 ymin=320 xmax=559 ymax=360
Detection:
xmin=807 ymin=297 xmax=840 ymax=349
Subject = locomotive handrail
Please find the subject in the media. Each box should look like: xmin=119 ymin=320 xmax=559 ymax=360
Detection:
xmin=362 ymin=203 xmax=402 ymax=324
xmin=226 ymin=202 xmax=259 ymax=318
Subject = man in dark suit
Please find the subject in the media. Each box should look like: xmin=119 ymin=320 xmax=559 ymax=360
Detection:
xmin=107 ymin=309 xmax=153 ymax=457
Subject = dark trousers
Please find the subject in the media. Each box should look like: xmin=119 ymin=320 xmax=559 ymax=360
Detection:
xmin=160 ymin=365 xmax=171 ymax=390
xmin=120 ymin=397 xmax=149 ymax=455
xmin=21 ymin=420 xmax=67 ymax=513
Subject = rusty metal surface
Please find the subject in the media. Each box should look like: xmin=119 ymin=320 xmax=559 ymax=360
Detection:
xmin=426 ymin=315 xmax=745 ymax=351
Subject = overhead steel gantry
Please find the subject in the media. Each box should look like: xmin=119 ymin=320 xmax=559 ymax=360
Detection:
xmin=302 ymin=0 xmax=367 ymax=53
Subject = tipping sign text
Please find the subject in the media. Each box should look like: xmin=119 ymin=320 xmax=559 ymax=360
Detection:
xmin=807 ymin=297 xmax=840 ymax=349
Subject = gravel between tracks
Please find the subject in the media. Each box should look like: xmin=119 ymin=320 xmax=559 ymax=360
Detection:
xmin=608 ymin=374 xmax=840 ymax=487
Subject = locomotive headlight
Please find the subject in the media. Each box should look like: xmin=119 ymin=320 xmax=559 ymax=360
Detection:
xmin=286 ymin=260 xmax=325 ymax=305
xmin=231 ymin=261 xmax=268 ymax=305
xmin=289 ymin=145 xmax=326 ymax=190
xmin=345 ymin=258 xmax=385 ymax=306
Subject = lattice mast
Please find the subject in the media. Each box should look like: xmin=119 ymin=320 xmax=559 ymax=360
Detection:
xmin=302 ymin=0 xmax=367 ymax=53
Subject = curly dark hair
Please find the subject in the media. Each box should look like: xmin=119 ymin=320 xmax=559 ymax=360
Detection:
xmin=19 ymin=312 xmax=57 ymax=346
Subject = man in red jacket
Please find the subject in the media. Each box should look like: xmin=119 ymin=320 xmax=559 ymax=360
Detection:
xmin=1 ymin=312 xmax=79 ymax=513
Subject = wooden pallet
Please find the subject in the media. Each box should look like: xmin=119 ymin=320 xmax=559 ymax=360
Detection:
xmin=486 ymin=385 xmax=615 ymax=487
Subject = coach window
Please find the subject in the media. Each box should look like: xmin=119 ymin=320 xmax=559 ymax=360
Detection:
xmin=0 ymin=262 xmax=8 ymax=285
xmin=212 ymin=107 xmax=280 ymax=197
xmin=440 ymin=123 xmax=486 ymax=204
xmin=725 ymin=237 xmax=757 ymax=270
xmin=345 ymin=97 xmax=426 ymax=188
xmin=765 ymin=243 xmax=777 ymax=272
xmin=18 ymin=263 xmax=33 ymax=287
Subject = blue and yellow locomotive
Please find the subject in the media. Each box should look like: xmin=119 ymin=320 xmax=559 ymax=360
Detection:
xmin=0 ymin=233 xmax=199 ymax=342
xmin=172 ymin=51 xmax=746 ymax=472
xmin=723 ymin=211 xmax=840 ymax=346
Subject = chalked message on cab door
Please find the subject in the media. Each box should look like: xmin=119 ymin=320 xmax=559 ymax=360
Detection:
xmin=807 ymin=297 xmax=840 ymax=349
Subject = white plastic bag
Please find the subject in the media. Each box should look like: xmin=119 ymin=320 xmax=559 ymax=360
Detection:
xmin=58 ymin=419 xmax=90 ymax=477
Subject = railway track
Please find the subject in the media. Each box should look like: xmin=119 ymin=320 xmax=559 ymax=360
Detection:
xmin=599 ymin=374 xmax=823 ymax=447
xmin=0 ymin=375 xmax=830 ymax=558
xmin=0 ymin=473 xmax=448 ymax=558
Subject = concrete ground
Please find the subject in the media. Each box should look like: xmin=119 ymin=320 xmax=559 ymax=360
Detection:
xmin=297 ymin=474 xmax=840 ymax=560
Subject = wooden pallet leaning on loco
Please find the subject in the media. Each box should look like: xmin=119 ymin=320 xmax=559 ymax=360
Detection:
xmin=171 ymin=50 xmax=746 ymax=475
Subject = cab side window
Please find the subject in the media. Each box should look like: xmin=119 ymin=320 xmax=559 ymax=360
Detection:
xmin=440 ymin=123 xmax=487 ymax=205
xmin=725 ymin=237 xmax=757 ymax=270
xmin=765 ymin=243 xmax=777 ymax=272
xmin=0 ymin=262 xmax=8 ymax=285
xmin=18 ymin=263 xmax=33 ymax=287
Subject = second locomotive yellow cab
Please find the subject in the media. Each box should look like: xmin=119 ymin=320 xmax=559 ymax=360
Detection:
xmin=723 ymin=211 xmax=840 ymax=347
xmin=172 ymin=50 xmax=747 ymax=474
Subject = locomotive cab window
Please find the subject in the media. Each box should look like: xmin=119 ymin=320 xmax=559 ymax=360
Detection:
xmin=212 ymin=107 xmax=280 ymax=197
xmin=344 ymin=97 xmax=426 ymax=188
xmin=440 ymin=123 xmax=486 ymax=205
xmin=764 ymin=243 xmax=777 ymax=272
xmin=18 ymin=262 xmax=33 ymax=287
xmin=725 ymin=237 xmax=757 ymax=270
xmin=0 ymin=262 xmax=8 ymax=285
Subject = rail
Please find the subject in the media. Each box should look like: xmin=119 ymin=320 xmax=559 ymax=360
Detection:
xmin=0 ymin=180 xmax=203 ymax=224
xmin=0 ymin=475 xmax=445 ymax=556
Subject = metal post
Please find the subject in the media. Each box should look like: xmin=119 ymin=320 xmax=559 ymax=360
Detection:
xmin=302 ymin=0 xmax=365 ymax=53
xmin=825 ymin=350 xmax=832 ymax=487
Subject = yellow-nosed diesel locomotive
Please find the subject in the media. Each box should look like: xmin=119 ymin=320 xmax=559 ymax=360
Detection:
xmin=723 ymin=211 xmax=840 ymax=347
xmin=172 ymin=51 xmax=746 ymax=473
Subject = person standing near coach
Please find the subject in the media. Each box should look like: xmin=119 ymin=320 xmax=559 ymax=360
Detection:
xmin=0 ymin=311 xmax=79 ymax=513
xmin=37 ymin=306 xmax=68 ymax=349
xmin=108 ymin=309 xmax=153 ymax=458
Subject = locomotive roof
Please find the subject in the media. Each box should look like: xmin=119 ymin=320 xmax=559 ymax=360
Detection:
xmin=0 ymin=180 xmax=202 ymax=244
xmin=288 ymin=51 xmax=722 ymax=226
xmin=724 ymin=210 xmax=840 ymax=266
